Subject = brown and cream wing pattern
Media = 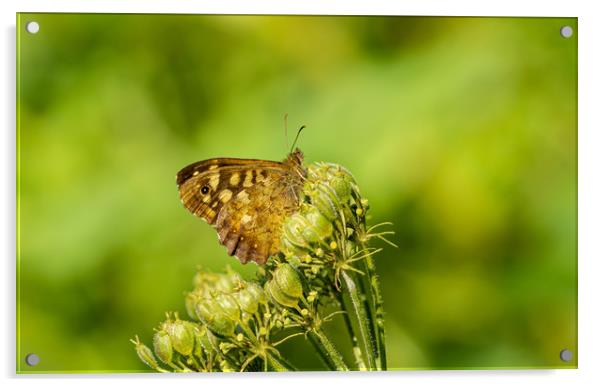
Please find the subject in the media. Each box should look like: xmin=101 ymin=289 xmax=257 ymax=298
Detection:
xmin=176 ymin=157 xmax=304 ymax=264
xmin=177 ymin=158 xmax=283 ymax=223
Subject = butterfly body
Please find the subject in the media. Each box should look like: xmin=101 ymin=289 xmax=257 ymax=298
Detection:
xmin=177 ymin=148 xmax=306 ymax=264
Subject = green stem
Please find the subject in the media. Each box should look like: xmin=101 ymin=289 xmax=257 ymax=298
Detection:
xmin=361 ymin=254 xmax=387 ymax=370
xmin=341 ymin=270 xmax=377 ymax=370
xmin=337 ymin=291 xmax=367 ymax=370
xmin=307 ymin=328 xmax=349 ymax=371
xmin=354 ymin=270 xmax=378 ymax=359
xmin=354 ymin=223 xmax=387 ymax=369
xmin=353 ymin=196 xmax=388 ymax=370
xmin=266 ymin=352 xmax=297 ymax=371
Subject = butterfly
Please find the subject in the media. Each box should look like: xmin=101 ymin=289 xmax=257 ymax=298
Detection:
xmin=176 ymin=142 xmax=306 ymax=265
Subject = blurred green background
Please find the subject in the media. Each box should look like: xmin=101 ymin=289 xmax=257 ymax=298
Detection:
xmin=17 ymin=14 xmax=577 ymax=372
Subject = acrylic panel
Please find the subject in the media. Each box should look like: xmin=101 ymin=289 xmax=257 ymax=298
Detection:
xmin=16 ymin=13 xmax=577 ymax=373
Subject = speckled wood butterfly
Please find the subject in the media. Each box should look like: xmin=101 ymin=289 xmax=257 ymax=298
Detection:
xmin=176 ymin=146 xmax=306 ymax=265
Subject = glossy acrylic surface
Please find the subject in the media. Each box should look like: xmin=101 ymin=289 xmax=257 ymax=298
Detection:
xmin=17 ymin=14 xmax=577 ymax=373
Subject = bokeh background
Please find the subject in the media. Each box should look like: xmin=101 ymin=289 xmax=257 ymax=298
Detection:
xmin=17 ymin=14 xmax=577 ymax=372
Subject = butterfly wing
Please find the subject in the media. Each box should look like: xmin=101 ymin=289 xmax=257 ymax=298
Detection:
xmin=177 ymin=158 xmax=283 ymax=223
xmin=176 ymin=158 xmax=281 ymax=187
xmin=215 ymin=170 xmax=302 ymax=264
xmin=177 ymin=158 xmax=303 ymax=264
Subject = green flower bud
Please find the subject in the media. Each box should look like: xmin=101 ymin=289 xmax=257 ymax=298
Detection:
xmin=215 ymin=293 xmax=240 ymax=322
xmin=265 ymin=280 xmax=299 ymax=308
xmin=308 ymin=162 xmax=355 ymax=185
xmin=328 ymin=175 xmax=352 ymax=204
xmin=281 ymin=237 xmax=307 ymax=257
xmin=302 ymin=207 xmax=333 ymax=242
xmin=266 ymin=264 xmax=303 ymax=308
xmin=195 ymin=298 xmax=236 ymax=337
xmin=283 ymin=206 xmax=333 ymax=249
xmin=206 ymin=330 xmax=221 ymax=351
xmin=307 ymin=162 xmax=331 ymax=181
xmin=131 ymin=336 xmax=160 ymax=370
xmin=309 ymin=185 xmax=339 ymax=221
xmin=235 ymin=282 xmax=265 ymax=315
xmin=235 ymin=290 xmax=257 ymax=315
xmin=245 ymin=282 xmax=267 ymax=305
xmin=192 ymin=271 xmax=207 ymax=290
xmin=215 ymin=272 xmax=241 ymax=293
xmin=195 ymin=324 xmax=213 ymax=353
xmin=153 ymin=329 xmax=173 ymax=364
xmin=193 ymin=271 xmax=220 ymax=294
xmin=283 ymin=213 xmax=312 ymax=248
xmin=168 ymin=319 xmax=196 ymax=356
xmin=184 ymin=292 xmax=200 ymax=320
xmin=274 ymin=264 xmax=303 ymax=300
xmin=193 ymin=271 xmax=240 ymax=295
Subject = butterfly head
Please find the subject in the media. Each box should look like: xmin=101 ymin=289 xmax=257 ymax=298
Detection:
xmin=284 ymin=123 xmax=305 ymax=174
xmin=287 ymin=148 xmax=304 ymax=165
xmin=285 ymin=148 xmax=306 ymax=180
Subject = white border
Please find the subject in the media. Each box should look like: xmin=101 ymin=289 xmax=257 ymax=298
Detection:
xmin=3 ymin=0 xmax=585 ymax=16
xmin=3 ymin=1 xmax=601 ymax=387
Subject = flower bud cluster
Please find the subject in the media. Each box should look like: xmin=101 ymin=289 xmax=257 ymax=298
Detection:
xmin=131 ymin=312 xmax=214 ymax=372
xmin=282 ymin=163 xmax=359 ymax=255
xmin=280 ymin=162 xmax=368 ymax=291
xmin=134 ymin=270 xmax=286 ymax=372
xmin=134 ymin=162 xmax=389 ymax=372
xmin=185 ymin=270 xmax=268 ymax=337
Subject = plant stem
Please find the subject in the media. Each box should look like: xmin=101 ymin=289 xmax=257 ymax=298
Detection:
xmin=341 ymin=270 xmax=377 ymax=370
xmin=266 ymin=352 xmax=297 ymax=371
xmin=354 ymin=269 xmax=378 ymax=360
xmin=361 ymin=253 xmax=387 ymax=370
xmin=307 ymin=328 xmax=349 ymax=371
xmin=353 ymin=196 xmax=388 ymax=370
xmin=337 ymin=292 xmax=367 ymax=370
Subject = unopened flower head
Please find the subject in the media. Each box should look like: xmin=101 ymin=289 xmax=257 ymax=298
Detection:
xmin=266 ymin=263 xmax=304 ymax=308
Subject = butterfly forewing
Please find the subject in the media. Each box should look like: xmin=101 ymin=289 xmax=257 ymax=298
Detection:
xmin=176 ymin=158 xmax=284 ymax=187
xmin=176 ymin=151 xmax=305 ymax=264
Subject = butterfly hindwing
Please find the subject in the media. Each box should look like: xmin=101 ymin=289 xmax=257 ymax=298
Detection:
xmin=215 ymin=171 xmax=300 ymax=264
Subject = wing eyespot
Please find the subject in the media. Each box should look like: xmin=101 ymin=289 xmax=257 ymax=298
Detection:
xmin=201 ymin=186 xmax=210 ymax=194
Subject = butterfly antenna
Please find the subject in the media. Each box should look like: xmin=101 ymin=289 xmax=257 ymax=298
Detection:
xmin=290 ymin=125 xmax=306 ymax=154
xmin=284 ymin=113 xmax=290 ymax=152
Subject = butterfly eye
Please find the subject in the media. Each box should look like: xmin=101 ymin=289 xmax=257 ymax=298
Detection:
xmin=201 ymin=186 xmax=210 ymax=195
